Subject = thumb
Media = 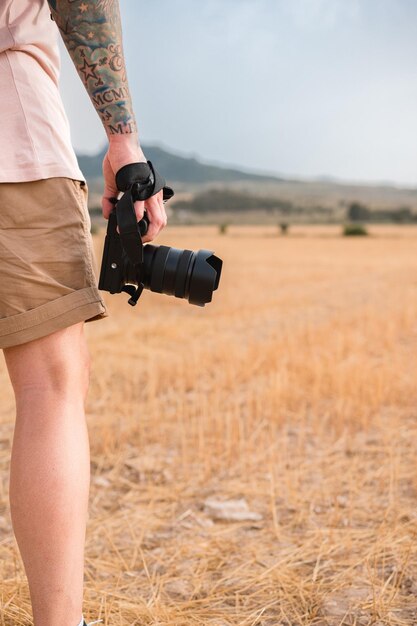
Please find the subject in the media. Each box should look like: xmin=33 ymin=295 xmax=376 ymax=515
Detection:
xmin=101 ymin=153 xmax=119 ymax=219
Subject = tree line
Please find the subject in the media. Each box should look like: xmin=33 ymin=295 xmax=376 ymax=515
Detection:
xmin=173 ymin=190 xmax=417 ymax=223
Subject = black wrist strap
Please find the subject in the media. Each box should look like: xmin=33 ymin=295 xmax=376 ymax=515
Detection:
xmin=115 ymin=160 xmax=174 ymax=201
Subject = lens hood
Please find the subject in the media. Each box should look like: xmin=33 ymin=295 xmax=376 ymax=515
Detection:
xmin=188 ymin=249 xmax=223 ymax=305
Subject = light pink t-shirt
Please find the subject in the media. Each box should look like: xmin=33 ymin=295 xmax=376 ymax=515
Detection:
xmin=0 ymin=0 xmax=85 ymax=183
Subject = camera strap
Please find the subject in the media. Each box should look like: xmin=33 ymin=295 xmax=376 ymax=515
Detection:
xmin=111 ymin=160 xmax=174 ymax=305
xmin=114 ymin=190 xmax=145 ymax=264
xmin=112 ymin=192 xmax=147 ymax=306
xmin=116 ymin=159 xmax=174 ymax=201
xmin=115 ymin=160 xmax=174 ymax=267
xmin=101 ymin=160 xmax=174 ymax=306
xmin=116 ymin=161 xmax=152 ymax=193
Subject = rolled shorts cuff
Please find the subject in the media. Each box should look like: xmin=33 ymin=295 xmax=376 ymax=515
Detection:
xmin=0 ymin=287 xmax=108 ymax=349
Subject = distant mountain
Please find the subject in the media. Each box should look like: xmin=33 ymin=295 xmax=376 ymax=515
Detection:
xmin=76 ymin=144 xmax=283 ymax=184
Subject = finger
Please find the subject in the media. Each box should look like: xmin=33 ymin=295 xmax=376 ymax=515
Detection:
xmin=102 ymin=198 xmax=119 ymax=222
xmin=101 ymin=191 xmax=118 ymax=220
xmin=141 ymin=194 xmax=165 ymax=243
xmin=144 ymin=193 xmax=166 ymax=242
xmin=133 ymin=199 xmax=145 ymax=223
xmin=157 ymin=190 xmax=168 ymax=225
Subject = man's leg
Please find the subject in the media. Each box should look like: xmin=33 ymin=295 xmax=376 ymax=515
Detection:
xmin=3 ymin=321 xmax=91 ymax=626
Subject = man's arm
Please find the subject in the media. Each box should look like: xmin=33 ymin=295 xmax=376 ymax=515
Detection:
xmin=48 ymin=0 xmax=136 ymax=138
xmin=48 ymin=0 xmax=167 ymax=242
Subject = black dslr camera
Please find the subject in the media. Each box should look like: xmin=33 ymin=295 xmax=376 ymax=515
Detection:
xmin=98 ymin=160 xmax=223 ymax=307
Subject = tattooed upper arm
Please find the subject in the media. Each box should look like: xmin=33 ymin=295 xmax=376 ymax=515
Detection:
xmin=48 ymin=0 xmax=137 ymax=136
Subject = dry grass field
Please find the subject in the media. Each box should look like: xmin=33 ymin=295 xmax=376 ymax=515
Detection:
xmin=0 ymin=225 xmax=417 ymax=626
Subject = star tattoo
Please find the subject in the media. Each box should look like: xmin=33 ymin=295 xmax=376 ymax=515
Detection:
xmin=79 ymin=57 xmax=99 ymax=81
xmin=79 ymin=3 xmax=88 ymax=12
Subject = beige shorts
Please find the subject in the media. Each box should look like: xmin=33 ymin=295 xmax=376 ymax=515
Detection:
xmin=0 ymin=177 xmax=109 ymax=349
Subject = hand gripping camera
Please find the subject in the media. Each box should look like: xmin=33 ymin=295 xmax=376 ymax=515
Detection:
xmin=98 ymin=161 xmax=223 ymax=307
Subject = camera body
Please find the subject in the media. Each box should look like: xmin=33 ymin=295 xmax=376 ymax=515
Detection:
xmin=98 ymin=161 xmax=223 ymax=307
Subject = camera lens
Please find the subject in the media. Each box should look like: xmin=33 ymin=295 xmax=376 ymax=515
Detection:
xmin=141 ymin=245 xmax=222 ymax=306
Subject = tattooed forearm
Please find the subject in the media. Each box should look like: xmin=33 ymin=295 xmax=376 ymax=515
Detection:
xmin=48 ymin=0 xmax=137 ymax=137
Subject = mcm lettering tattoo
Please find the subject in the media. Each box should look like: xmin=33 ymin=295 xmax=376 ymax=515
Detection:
xmin=48 ymin=0 xmax=137 ymax=136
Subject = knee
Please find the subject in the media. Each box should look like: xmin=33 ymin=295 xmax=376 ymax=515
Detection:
xmin=4 ymin=323 xmax=91 ymax=400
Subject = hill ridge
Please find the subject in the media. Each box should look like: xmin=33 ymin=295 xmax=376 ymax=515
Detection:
xmin=76 ymin=143 xmax=285 ymax=184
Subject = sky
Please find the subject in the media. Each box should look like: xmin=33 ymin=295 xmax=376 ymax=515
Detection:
xmin=59 ymin=0 xmax=417 ymax=186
